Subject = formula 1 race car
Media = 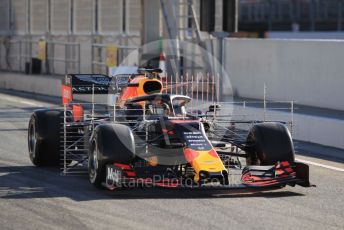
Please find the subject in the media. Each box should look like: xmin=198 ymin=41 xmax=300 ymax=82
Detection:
xmin=28 ymin=67 xmax=311 ymax=190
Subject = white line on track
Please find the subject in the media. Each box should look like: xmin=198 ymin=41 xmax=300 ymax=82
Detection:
xmin=1 ymin=95 xmax=42 ymax=107
xmin=296 ymin=158 xmax=344 ymax=172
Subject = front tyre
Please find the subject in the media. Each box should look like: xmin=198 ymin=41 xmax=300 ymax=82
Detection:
xmin=88 ymin=139 xmax=104 ymax=188
xmin=88 ymin=124 xmax=135 ymax=188
xmin=246 ymin=122 xmax=295 ymax=166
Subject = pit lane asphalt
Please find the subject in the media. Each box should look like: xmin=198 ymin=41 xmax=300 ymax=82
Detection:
xmin=0 ymin=92 xmax=343 ymax=230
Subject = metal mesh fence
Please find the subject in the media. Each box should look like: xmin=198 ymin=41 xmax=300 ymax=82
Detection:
xmin=11 ymin=0 xmax=29 ymax=34
xmin=73 ymin=0 xmax=94 ymax=34
xmin=126 ymin=0 xmax=141 ymax=35
xmin=0 ymin=0 xmax=10 ymax=35
xmin=1 ymin=0 xmax=143 ymax=35
xmin=30 ymin=0 xmax=48 ymax=34
xmin=99 ymin=0 xmax=123 ymax=34
xmin=51 ymin=0 xmax=71 ymax=34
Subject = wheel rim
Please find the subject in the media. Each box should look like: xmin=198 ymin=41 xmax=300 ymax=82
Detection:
xmin=89 ymin=142 xmax=98 ymax=183
xmin=28 ymin=121 xmax=36 ymax=158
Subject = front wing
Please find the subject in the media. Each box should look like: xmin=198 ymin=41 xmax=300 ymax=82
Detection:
xmin=103 ymin=161 xmax=312 ymax=191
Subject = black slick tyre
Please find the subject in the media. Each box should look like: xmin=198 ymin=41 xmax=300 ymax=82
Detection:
xmin=28 ymin=110 xmax=64 ymax=167
xmin=246 ymin=122 xmax=295 ymax=166
xmin=88 ymin=124 xmax=135 ymax=188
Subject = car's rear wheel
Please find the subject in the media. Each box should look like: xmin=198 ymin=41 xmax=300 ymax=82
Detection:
xmin=245 ymin=122 xmax=295 ymax=166
xmin=28 ymin=110 xmax=63 ymax=167
xmin=28 ymin=117 xmax=38 ymax=162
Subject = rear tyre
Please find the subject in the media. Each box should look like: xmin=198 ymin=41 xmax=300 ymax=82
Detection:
xmin=245 ymin=122 xmax=295 ymax=166
xmin=28 ymin=110 xmax=63 ymax=167
xmin=88 ymin=124 xmax=135 ymax=188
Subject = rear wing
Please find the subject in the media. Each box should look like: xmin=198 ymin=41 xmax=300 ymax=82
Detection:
xmin=62 ymin=74 xmax=111 ymax=105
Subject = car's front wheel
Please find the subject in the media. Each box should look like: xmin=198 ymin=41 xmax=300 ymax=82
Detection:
xmin=88 ymin=124 xmax=136 ymax=188
xmin=245 ymin=122 xmax=295 ymax=166
xmin=88 ymin=139 xmax=104 ymax=188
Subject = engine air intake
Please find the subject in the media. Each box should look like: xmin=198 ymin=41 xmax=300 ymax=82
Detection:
xmin=143 ymin=81 xmax=162 ymax=94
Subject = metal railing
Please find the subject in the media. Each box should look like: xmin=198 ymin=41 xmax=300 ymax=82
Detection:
xmin=0 ymin=39 xmax=36 ymax=72
xmin=0 ymin=38 xmax=81 ymax=75
xmin=46 ymin=41 xmax=81 ymax=75
xmin=91 ymin=43 xmax=139 ymax=75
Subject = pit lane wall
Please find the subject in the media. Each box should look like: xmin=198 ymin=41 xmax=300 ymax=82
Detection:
xmin=224 ymin=38 xmax=344 ymax=111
